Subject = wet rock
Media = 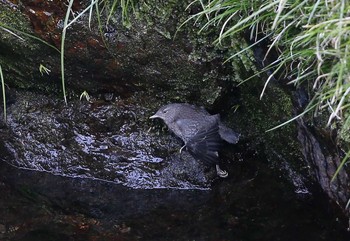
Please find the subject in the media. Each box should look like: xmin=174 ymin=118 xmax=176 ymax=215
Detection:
xmin=297 ymin=112 xmax=350 ymax=211
xmin=0 ymin=90 xmax=217 ymax=189
xmin=0 ymin=223 xmax=5 ymax=233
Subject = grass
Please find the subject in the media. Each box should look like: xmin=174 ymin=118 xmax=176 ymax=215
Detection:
xmin=0 ymin=65 xmax=6 ymax=122
xmin=39 ymin=64 xmax=51 ymax=76
xmin=185 ymin=0 xmax=350 ymax=180
xmin=0 ymin=0 xmax=136 ymax=125
xmin=0 ymin=0 xmax=135 ymax=109
xmin=60 ymin=0 xmax=75 ymax=104
xmin=0 ymin=24 xmax=60 ymax=51
xmin=0 ymin=22 xmax=59 ymax=123
xmin=0 ymin=18 xmax=60 ymax=116
xmin=60 ymin=0 xmax=135 ymax=103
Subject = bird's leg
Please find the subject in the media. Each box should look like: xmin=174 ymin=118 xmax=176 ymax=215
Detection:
xmin=216 ymin=164 xmax=228 ymax=178
xmin=179 ymin=144 xmax=186 ymax=160
xmin=179 ymin=145 xmax=186 ymax=154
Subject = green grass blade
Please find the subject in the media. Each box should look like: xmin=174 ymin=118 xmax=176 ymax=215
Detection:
xmin=106 ymin=0 xmax=119 ymax=25
xmin=0 ymin=23 xmax=59 ymax=53
xmin=272 ymin=0 xmax=286 ymax=29
xmin=266 ymin=102 xmax=318 ymax=132
xmin=88 ymin=0 xmax=96 ymax=29
xmin=61 ymin=0 xmax=75 ymax=104
xmin=224 ymin=33 xmax=272 ymax=64
xmin=0 ymin=65 xmax=6 ymax=122
xmin=64 ymin=0 xmax=99 ymax=31
xmin=331 ymin=150 xmax=350 ymax=182
xmin=219 ymin=1 xmax=279 ymax=41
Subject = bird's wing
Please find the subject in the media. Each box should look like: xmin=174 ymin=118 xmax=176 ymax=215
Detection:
xmin=185 ymin=121 xmax=222 ymax=166
xmin=175 ymin=119 xmax=200 ymax=141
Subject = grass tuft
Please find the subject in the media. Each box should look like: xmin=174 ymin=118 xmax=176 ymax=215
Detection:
xmin=185 ymin=0 xmax=350 ymax=180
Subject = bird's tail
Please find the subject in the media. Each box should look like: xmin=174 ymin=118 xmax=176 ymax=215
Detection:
xmin=219 ymin=123 xmax=240 ymax=144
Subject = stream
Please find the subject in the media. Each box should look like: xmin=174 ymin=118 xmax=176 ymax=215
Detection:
xmin=1 ymin=151 xmax=349 ymax=240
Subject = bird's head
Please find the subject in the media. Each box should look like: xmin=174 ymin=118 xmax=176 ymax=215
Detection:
xmin=149 ymin=104 xmax=180 ymax=125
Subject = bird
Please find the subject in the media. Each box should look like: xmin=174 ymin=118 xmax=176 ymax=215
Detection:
xmin=150 ymin=103 xmax=240 ymax=178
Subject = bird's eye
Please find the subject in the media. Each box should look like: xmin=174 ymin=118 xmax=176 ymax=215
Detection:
xmin=163 ymin=109 xmax=168 ymax=113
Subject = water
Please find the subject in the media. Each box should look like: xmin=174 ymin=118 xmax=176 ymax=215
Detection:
xmin=0 ymin=154 xmax=349 ymax=241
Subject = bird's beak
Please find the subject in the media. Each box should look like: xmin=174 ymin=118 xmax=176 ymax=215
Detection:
xmin=149 ymin=114 xmax=159 ymax=119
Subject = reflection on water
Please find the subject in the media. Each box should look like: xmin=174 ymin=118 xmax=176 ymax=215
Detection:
xmin=0 ymin=158 xmax=349 ymax=241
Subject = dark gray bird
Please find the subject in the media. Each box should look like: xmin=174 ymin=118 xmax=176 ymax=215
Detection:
xmin=150 ymin=103 xmax=240 ymax=178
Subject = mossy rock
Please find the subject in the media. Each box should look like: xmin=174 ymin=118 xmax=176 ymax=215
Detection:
xmin=0 ymin=4 xmax=60 ymax=93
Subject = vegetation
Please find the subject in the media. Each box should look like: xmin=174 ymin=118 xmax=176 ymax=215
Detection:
xmin=60 ymin=0 xmax=135 ymax=103
xmin=185 ymin=0 xmax=350 ymax=178
xmin=0 ymin=0 xmax=135 ymax=116
xmin=0 ymin=65 xmax=6 ymax=122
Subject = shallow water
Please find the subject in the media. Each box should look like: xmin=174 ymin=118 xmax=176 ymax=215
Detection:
xmin=0 ymin=154 xmax=349 ymax=241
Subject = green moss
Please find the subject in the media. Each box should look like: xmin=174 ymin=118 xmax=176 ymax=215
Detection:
xmin=0 ymin=4 xmax=60 ymax=93
xmin=137 ymin=0 xmax=188 ymax=28
xmin=132 ymin=0 xmax=257 ymax=106
xmin=0 ymin=5 xmax=40 ymax=51
xmin=228 ymin=40 xmax=259 ymax=83
xmin=228 ymin=76 xmax=301 ymax=167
